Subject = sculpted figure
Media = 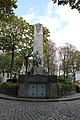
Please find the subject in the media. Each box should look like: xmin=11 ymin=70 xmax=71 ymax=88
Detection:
xmin=33 ymin=51 xmax=41 ymax=67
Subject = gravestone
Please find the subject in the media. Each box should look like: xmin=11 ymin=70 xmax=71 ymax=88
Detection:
xmin=33 ymin=23 xmax=44 ymax=75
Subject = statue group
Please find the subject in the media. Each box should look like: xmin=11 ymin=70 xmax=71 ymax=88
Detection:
xmin=33 ymin=51 xmax=41 ymax=67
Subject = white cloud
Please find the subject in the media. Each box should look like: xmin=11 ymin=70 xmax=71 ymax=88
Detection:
xmin=52 ymin=5 xmax=80 ymax=49
xmin=36 ymin=16 xmax=61 ymax=30
xmin=47 ymin=1 xmax=54 ymax=15
xmin=22 ymin=2 xmax=80 ymax=50
xmin=23 ymin=12 xmax=35 ymax=23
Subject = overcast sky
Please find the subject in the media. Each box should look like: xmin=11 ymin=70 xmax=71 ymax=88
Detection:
xmin=14 ymin=0 xmax=80 ymax=50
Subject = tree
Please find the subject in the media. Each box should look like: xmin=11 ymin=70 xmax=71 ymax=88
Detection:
xmin=58 ymin=43 xmax=80 ymax=81
xmin=52 ymin=0 xmax=80 ymax=12
xmin=43 ymin=27 xmax=50 ymax=72
xmin=0 ymin=0 xmax=17 ymax=21
xmin=0 ymin=16 xmax=30 ymax=78
xmin=47 ymin=40 xmax=57 ymax=75
xmin=0 ymin=52 xmax=11 ymax=75
xmin=17 ymin=24 xmax=34 ymax=73
xmin=69 ymin=49 xmax=80 ymax=81
xmin=75 ymin=51 xmax=80 ymax=71
xmin=0 ymin=19 xmax=50 ymax=76
xmin=58 ymin=43 xmax=76 ymax=80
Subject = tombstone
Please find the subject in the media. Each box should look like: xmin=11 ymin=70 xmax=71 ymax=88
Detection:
xmin=33 ymin=23 xmax=44 ymax=75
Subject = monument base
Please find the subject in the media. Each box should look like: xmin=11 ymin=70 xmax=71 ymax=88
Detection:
xmin=33 ymin=66 xmax=43 ymax=75
xmin=18 ymin=74 xmax=58 ymax=98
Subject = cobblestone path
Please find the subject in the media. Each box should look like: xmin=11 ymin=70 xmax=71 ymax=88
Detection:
xmin=0 ymin=98 xmax=80 ymax=120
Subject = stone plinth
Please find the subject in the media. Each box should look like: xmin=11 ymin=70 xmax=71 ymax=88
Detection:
xmin=33 ymin=66 xmax=43 ymax=75
xmin=18 ymin=74 xmax=58 ymax=98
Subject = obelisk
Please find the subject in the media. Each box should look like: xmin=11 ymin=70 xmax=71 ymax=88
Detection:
xmin=33 ymin=23 xmax=43 ymax=74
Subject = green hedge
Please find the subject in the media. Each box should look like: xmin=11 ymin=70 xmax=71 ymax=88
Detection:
xmin=0 ymin=82 xmax=18 ymax=87
xmin=57 ymin=81 xmax=80 ymax=97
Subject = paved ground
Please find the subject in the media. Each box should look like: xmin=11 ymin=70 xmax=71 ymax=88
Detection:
xmin=0 ymin=94 xmax=80 ymax=119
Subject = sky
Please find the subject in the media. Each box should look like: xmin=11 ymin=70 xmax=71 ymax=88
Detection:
xmin=14 ymin=0 xmax=80 ymax=50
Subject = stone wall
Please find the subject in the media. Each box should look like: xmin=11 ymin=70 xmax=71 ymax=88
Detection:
xmin=49 ymin=83 xmax=58 ymax=98
xmin=18 ymin=83 xmax=27 ymax=97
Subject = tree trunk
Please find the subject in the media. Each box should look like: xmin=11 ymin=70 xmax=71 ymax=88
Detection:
xmin=59 ymin=67 xmax=61 ymax=77
xmin=25 ymin=58 xmax=28 ymax=74
xmin=66 ymin=71 xmax=69 ymax=79
xmin=24 ymin=51 xmax=32 ymax=74
xmin=10 ymin=47 xmax=14 ymax=79
xmin=63 ymin=55 xmax=66 ymax=80
xmin=2 ymin=69 xmax=5 ymax=77
xmin=73 ymin=65 xmax=75 ymax=82
xmin=64 ymin=70 xmax=66 ymax=80
xmin=47 ymin=56 xmax=50 ymax=75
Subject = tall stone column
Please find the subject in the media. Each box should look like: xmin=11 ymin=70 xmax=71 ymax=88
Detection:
xmin=33 ymin=23 xmax=44 ymax=75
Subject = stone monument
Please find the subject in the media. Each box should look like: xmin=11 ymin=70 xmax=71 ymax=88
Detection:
xmin=18 ymin=23 xmax=58 ymax=98
xmin=33 ymin=23 xmax=44 ymax=75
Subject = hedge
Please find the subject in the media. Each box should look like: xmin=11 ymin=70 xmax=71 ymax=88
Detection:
xmin=57 ymin=81 xmax=80 ymax=97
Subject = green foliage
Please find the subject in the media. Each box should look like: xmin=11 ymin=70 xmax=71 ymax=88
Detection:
xmin=0 ymin=52 xmax=11 ymax=73
xmin=57 ymin=82 xmax=62 ymax=96
xmin=7 ymin=78 xmax=17 ymax=83
xmin=47 ymin=41 xmax=57 ymax=74
xmin=57 ymin=81 xmax=80 ymax=96
xmin=0 ymin=0 xmax=17 ymax=21
xmin=71 ymin=82 xmax=80 ymax=92
xmin=58 ymin=43 xmax=80 ymax=80
xmin=63 ymin=80 xmax=72 ymax=86
xmin=43 ymin=38 xmax=57 ymax=74
xmin=58 ymin=80 xmax=79 ymax=88
xmin=43 ymin=27 xmax=50 ymax=56
xmin=0 ymin=82 xmax=17 ymax=87
xmin=0 ymin=16 xmax=50 ymax=75
xmin=53 ymin=0 xmax=80 ymax=13
xmin=0 ymin=16 xmax=32 ymax=77
xmin=0 ymin=76 xmax=3 ymax=82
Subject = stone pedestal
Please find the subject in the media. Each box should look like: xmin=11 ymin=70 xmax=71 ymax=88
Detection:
xmin=33 ymin=66 xmax=43 ymax=75
xmin=49 ymin=83 xmax=58 ymax=98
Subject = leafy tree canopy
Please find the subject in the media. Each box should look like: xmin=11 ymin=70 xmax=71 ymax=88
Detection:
xmin=52 ymin=0 xmax=80 ymax=12
xmin=0 ymin=0 xmax=17 ymax=21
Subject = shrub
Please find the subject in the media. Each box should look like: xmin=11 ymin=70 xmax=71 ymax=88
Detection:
xmin=57 ymin=80 xmax=79 ymax=97
xmin=7 ymin=78 xmax=17 ymax=83
xmin=57 ymin=82 xmax=62 ymax=96
xmin=71 ymin=82 xmax=80 ymax=92
xmin=0 ymin=82 xmax=17 ymax=87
